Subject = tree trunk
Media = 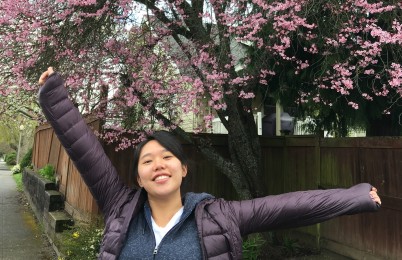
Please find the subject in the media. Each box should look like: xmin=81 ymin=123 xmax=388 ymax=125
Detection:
xmin=216 ymin=94 xmax=266 ymax=199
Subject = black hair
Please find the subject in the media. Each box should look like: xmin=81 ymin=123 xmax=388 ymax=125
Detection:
xmin=133 ymin=130 xmax=188 ymax=178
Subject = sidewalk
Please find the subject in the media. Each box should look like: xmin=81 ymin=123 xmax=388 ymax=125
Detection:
xmin=0 ymin=160 xmax=56 ymax=260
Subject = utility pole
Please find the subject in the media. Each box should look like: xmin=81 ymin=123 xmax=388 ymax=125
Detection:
xmin=16 ymin=125 xmax=24 ymax=164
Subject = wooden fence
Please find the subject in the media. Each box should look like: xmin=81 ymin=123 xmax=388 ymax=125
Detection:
xmin=260 ymin=137 xmax=402 ymax=259
xmin=32 ymin=122 xmax=401 ymax=259
xmin=32 ymin=118 xmax=104 ymax=221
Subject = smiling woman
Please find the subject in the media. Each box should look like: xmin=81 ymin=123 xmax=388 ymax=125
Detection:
xmin=135 ymin=137 xmax=188 ymax=228
xmin=38 ymin=67 xmax=381 ymax=260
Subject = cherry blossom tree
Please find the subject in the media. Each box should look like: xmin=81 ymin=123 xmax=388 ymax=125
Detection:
xmin=0 ymin=0 xmax=401 ymax=199
xmin=247 ymin=0 xmax=402 ymax=136
xmin=300 ymin=0 xmax=402 ymax=136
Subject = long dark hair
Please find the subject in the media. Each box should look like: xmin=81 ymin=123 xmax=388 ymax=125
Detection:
xmin=133 ymin=131 xmax=188 ymax=178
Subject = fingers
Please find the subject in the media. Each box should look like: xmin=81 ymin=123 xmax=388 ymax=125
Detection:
xmin=369 ymin=190 xmax=381 ymax=205
xmin=38 ymin=71 xmax=48 ymax=85
xmin=38 ymin=67 xmax=55 ymax=86
xmin=371 ymin=187 xmax=378 ymax=192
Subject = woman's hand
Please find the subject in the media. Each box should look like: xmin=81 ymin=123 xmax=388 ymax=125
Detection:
xmin=370 ymin=187 xmax=381 ymax=206
xmin=38 ymin=67 xmax=55 ymax=86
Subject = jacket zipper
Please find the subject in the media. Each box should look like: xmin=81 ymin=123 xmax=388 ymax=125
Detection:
xmin=151 ymin=220 xmax=183 ymax=259
xmin=149 ymin=216 xmax=187 ymax=259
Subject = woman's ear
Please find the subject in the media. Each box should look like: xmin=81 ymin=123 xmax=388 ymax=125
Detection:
xmin=137 ymin=176 xmax=143 ymax=187
xmin=182 ymin=165 xmax=188 ymax=178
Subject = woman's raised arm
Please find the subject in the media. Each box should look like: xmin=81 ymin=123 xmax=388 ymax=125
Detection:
xmin=38 ymin=68 xmax=128 ymax=217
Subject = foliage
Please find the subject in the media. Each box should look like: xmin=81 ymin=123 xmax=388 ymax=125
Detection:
xmin=0 ymin=93 xmax=41 ymax=122
xmin=12 ymin=172 xmax=23 ymax=192
xmin=0 ymin=114 xmax=34 ymax=147
xmin=0 ymin=117 xmax=36 ymax=171
xmin=279 ymin=237 xmax=303 ymax=257
xmin=264 ymin=233 xmax=318 ymax=259
xmin=38 ymin=164 xmax=56 ymax=182
xmin=246 ymin=0 xmax=402 ymax=136
xmin=242 ymin=234 xmax=266 ymax=260
xmin=20 ymin=147 xmax=33 ymax=170
xmin=58 ymin=223 xmax=104 ymax=260
xmin=1 ymin=0 xmax=401 ymax=199
xmin=11 ymin=164 xmax=21 ymax=174
xmin=5 ymin=152 xmax=16 ymax=165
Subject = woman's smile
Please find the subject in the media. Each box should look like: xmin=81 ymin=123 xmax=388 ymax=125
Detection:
xmin=154 ymin=174 xmax=170 ymax=183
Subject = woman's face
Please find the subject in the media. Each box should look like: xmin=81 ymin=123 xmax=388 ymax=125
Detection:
xmin=137 ymin=140 xmax=187 ymax=199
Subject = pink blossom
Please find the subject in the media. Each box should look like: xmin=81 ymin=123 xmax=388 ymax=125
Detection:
xmin=348 ymin=101 xmax=359 ymax=109
xmin=238 ymin=91 xmax=255 ymax=99
xmin=0 ymin=0 xmax=401 ymax=149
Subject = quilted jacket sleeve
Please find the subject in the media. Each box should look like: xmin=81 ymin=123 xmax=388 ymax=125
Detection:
xmin=230 ymin=183 xmax=380 ymax=235
xmin=38 ymin=73 xmax=128 ymax=217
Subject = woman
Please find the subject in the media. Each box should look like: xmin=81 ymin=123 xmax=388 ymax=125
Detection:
xmin=38 ymin=67 xmax=381 ymax=260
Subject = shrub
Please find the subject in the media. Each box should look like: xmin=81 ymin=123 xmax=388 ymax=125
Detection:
xmin=5 ymin=152 xmax=16 ymax=165
xmin=38 ymin=164 xmax=56 ymax=182
xmin=20 ymin=148 xmax=33 ymax=170
xmin=58 ymin=223 xmax=104 ymax=260
xmin=11 ymin=164 xmax=21 ymax=174
xmin=242 ymin=233 xmax=266 ymax=260
xmin=280 ymin=237 xmax=302 ymax=257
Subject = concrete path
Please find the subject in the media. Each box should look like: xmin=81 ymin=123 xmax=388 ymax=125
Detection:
xmin=0 ymin=160 xmax=55 ymax=260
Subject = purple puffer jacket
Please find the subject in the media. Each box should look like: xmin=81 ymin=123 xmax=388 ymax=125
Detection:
xmin=39 ymin=73 xmax=379 ymax=260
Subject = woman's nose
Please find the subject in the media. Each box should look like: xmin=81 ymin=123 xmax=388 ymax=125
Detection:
xmin=153 ymin=157 xmax=165 ymax=170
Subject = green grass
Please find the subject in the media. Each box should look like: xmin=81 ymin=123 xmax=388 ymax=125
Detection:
xmin=38 ymin=164 xmax=56 ymax=182
xmin=12 ymin=173 xmax=23 ymax=192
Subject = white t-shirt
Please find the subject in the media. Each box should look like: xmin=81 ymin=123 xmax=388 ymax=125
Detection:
xmin=151 ymin=207 xmax=184 ymax=248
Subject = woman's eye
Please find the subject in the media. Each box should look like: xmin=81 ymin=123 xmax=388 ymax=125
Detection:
xmin=143 ymin=160 xmax=152 ymax=164
xmin=164 ymin=155 xmax=173 ymax=159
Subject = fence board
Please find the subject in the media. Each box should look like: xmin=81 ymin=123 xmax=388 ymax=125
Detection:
xmin=48 ymin=132 xmax=60 ymax=168
xmin=261 ymin=146 xmax=285 ymax=195
xmin=320 ymin=147 xmax=357 ymax=188
xmin=57 ymin=147 xmax=69 ymax=195
xmin=36 ymin=128 xmax=53 ymax=169
xmin=104 ymin=145 xmax=136 ymax=188
xmin=359 ymin=148 xmax=402 ymax=197
xmin=65 ymin=166 xmax=81 ymax=212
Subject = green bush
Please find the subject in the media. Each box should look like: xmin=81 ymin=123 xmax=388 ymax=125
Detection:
xmin=242 ymin=234 xmax=266 ymax=260
xmin=38 ymin=164 xmax=56 ymax=182
xmin=5 ymin=152 xmax=16 ymax=165
xmin=58 ymin=223 xmax=104 ymax=260
xmin=20 ymin=148 xmax=33 ymax=170
xmin=280 ymin=237 xmax=302 ymax=257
